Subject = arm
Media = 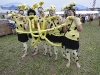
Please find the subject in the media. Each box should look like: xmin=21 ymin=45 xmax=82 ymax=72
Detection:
xmin=74 ymin=17 xmax=83 ymax=32
xmin=34 ymin=20 xmax=38 ymax=29
xmin=5 ymin=11 xmax=16 ymax=19
xmin=5 ymin=12 xmax=16 ymax=22
xmin=56 ymin=15 xmax=64 ymax=32
xmin=63 ymin=26 xmax=67 ymax=33
xmin=46 ymin=24 xmax=51 ymax=29
xmin=62 ymin=18 xmax=67 ymax=33
xmin=24 ymin=19 xmax=29 ymax=30
xmin=46 ymin=19 xmax=51 ymax=29
xmin=57 ymin=15 xmax=63 ymax=24
xmin=5 ymin=14 xmax=13 ymax=19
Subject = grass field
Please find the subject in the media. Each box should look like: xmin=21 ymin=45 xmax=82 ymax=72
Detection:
xmin=0 ymin=20 xmax=100 ymax=75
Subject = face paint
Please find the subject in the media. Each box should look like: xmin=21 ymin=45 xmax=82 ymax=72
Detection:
xmin=49 ymin=10 xmax=55 ymax=16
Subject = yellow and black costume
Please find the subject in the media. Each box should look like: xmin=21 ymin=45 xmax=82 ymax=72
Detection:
xmin=46 ymin=5 xmax=65 ymax=60
xmin=7 ymin=4 xmax=29 ymax=58
xmin=36 ymin=1 xmax=53 ymax=56
xmin=10 ymin=16 xmax=29 ymax=42
xmin=62 ymin=2 xmax=82 ymax=66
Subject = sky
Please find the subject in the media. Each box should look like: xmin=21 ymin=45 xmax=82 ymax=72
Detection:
xmin=0 ymin=0 xmax=100 ymax=12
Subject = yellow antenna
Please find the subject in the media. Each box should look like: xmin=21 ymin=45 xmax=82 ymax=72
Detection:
xmin=31 ymin=2 xmax=38 ymax=10
xmin=39 ymin=0 xmax=44 ymax=7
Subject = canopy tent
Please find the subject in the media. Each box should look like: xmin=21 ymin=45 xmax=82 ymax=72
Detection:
xmin=74 ymin=4 xmax=90 ymax=11
xmin=76 ymin=11 xmax=99 ymax=14
xmin=0 ymin=2 xmax=27 ymax=10
xmin=44 ymin=11 xmax=99 ymax=15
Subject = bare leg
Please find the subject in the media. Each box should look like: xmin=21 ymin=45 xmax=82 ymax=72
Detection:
xmin=12 ymin=29 xmax=15 ymax=34
xmin=43 ymin=41 xmax=48 ymax=55
xmin=71 ymin=50 xmax=80 ymax=68
xmin=65 ymin=49 xmax=71 ymax=67
xmin=31 ymin=39 xmax=34 ymax=53
xmin=32 ymin=44 xmax=38 ymax=56
xmin=48 ymin=45 xmax=52 ymax=57
xmin=61 ymin=46 xmax=66 ymax=59
xmin=54 ymin=46 xmax=58 ymax=60
xmin=22 ymin=42 xmax=28 ymax=58
xmin=30 ymin=38 xmax=39 ymax=56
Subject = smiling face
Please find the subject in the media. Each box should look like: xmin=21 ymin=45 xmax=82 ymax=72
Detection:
xmin=38 ymin=7 xmax=44 ymax=15
xmin=49 ymin=10 xmax=55 ymax=16
xmin=18 ymin=10 xmax=24 ymax=15
xmin=67 ymin=10 xmax=74 ymax=16
xmin=27 ymin=9 xmax=36 ymax=16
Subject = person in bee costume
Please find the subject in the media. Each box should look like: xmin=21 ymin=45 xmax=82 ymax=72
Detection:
xmin=32 ymin=0 xmax=52 ymax=56
xmin=26 ymin=5 xmax=40 ymax=56
xmin=46 ymin=5 xmax=65 ymax=60
xmin=62 ymin=2 xmax=82 ymax=68
xmin=5 ymin=4 xmax=29 ymax=58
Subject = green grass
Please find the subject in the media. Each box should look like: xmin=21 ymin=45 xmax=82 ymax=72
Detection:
xmin=0 ymin=20 xmax=100 ymax=75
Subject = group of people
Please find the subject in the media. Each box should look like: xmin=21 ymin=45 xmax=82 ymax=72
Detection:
xmin=5 ymin=2 xmax=82 ymax=68
xmin=99 ymin=14 xmax=100 ymax=26
xmin=78 ymin=14 xmax=94 ymax=24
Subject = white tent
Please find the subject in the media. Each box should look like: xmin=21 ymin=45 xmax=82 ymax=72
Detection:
xmin=76 ymin=11 xmax=99 ymax=14
xmin=45 ymin=11 xmax=99 ymax=15
xmin=44 ymin=11 xmax=64 ymax=14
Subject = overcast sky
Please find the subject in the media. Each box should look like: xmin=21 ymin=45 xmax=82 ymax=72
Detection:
xmin=0 ymin=0 xmax=99 ymax=12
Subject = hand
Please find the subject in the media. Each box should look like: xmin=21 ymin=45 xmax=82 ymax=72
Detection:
xmin=46 ymin=24 xmax=50 ymax=29
xmin=74 ymin=16 xmax=77 ymax=21
xmin=74 ymin=17 xmax=78 ymax=26
xmin=25 ymin=24 xmax=28 ymax=30
xmin=66 ymin=16 xmax=74 ymax=21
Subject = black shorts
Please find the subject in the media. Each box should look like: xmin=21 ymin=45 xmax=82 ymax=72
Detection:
xmin=90 ymin=18 xmax=93 ymax=21
xmin=28 ymin=33 xmax=46 ymax=41
xmin=47 ymin=34 xmax=63 ymax=43
xmin=28 ymin=33 xmax=38 ymax=39
xmin=46 ymin=34 xmax=52 ymax=41
xmin=51 ymin=35 xmax=61 ymax=43
xmin=62 ymin=37 xmax=79 ymax=50
xmin=17 ymin=33 xmax=28 ymax=42
xmin=40 ymin=33 xmax=46 ymax=41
